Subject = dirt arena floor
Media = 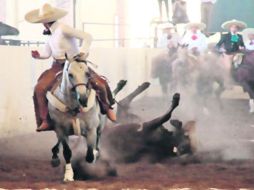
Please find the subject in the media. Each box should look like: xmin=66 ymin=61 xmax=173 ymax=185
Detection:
xmin=1 ymin=97 xmax=254 ymax=189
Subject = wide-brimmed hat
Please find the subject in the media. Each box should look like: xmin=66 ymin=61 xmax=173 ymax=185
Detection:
xmin=158 ymin=23 xmax=175 ymax=30
xmin=25 ymin=3 xmax=68 ymax=23
xmin=221 ymin=19 xmax=247 ymax=30
xmin=185 ymin=22 xmax=206 ymax=30
xmin=242 ymin=28 xmax=254 ymax=41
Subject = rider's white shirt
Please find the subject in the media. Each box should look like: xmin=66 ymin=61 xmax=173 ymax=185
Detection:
xmin=39 ymin=21 xmax=93 ymax=60
xmin=245 ymin=40 xmax=254 ymax=51
xmin=180 ymin=31 xmax=208 ymax=53
xmin=157 ymin=33 xmax=180 ymax=49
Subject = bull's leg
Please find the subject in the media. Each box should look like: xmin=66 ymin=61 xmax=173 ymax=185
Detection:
xmin=51 ymin=140 xmax=61 ymax=167
xmin=61 ymin=137 xmax=74 ymax=182
xmin=117 ymin=82 xmax=150 ymax=120
xmin=118 ymin=82 xmax=150 ymax=107
xmin=142 ymin=93 xmax=180 ymax=132
xmin=85 ymin=127 xmax=98 ymax=163
xmin=113 ymin=80 xmax=127 ymax=96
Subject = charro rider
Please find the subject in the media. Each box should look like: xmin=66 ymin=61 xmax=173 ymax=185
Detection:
xmin=180 ymin=22 xmax=208 ymax=55
xmin=216 ymin=19 xmax=246 ymax=68
xmin=25 ymin=3 xmax=116 ymax=132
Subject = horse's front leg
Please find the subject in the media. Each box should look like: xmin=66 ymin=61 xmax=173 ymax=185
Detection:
xmin=61 ymin=137 xmax=74 ymax=182
xmin=85 ymin=127 xmax=98 ymax=163
xmin=51 ymin=140 xmax=61 ymax=167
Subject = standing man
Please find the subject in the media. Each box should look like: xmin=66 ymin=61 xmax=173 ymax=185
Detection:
xmin=172 ymin=0 xmax=189 ymax=25
xmin=201 ymin=0 xmax=216 ymax=35
xmin=158 ymin=0 xmax=170 ymax=21
xmin=25 ymin=3 xmax=116 ymax=132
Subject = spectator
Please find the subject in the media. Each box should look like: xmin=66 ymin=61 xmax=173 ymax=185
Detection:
xmin=158 ymin=0 xmax=169 ymax=21
xmin=201 ymin=0 xmax=216 ymax=35
xmin=172 ymin=0 xmax=189 ymax=24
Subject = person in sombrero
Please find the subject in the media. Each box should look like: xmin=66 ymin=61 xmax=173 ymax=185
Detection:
xmin=157 ymin=23 xmax=180 ymax=50
xmin=215 ymin=19 xmax=246 ymax=86
xmin=180 ymin=22 xmax=208 ymax=55
xmin=25 ymin=3 xmax=116 ymax=132
xmin=243 ymin=28 xmax=254 ymax=51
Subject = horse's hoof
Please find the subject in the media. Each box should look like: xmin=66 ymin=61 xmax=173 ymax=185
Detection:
xmin=93 ymin=149 xmax=99 ymax=163
xmin=63 ymin=163 xmax=74 ymax=182
xmin=86 ymin=146 xmax=94 ymax=163
xmin=51 ymin=158 xmax=60 ymax=167
xmin=63 ymin=178 xmax=74 ymax=182
xmin=172 ymin=93 xmax=180 ymax=108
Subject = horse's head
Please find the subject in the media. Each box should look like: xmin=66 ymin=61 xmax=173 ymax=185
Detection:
xmin=65 ymin=58 xmax=91 ymax=107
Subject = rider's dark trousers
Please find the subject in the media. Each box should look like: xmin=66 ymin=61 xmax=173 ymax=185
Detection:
xmin=89 ymin=68 xmax=115 ymax=114
xmin=33 ymin=61 xmax=64 ymax=127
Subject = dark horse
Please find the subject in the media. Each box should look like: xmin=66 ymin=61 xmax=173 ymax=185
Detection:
xmin=234 ymin=51 xmax=254 ymax=112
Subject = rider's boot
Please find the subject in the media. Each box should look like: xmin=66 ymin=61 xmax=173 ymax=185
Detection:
xmin=37 ymin=120 xmax=51 ymax=132
xmin=107 ymin=109 xmax=116 ymax=122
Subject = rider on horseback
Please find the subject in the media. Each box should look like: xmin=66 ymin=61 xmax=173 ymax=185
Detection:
xmin=216 ymin=19 xmax=246 ymax=68
xmin=180 ymin=22 xmax=208 ymax=55
xmin=25 ymin=3 xmax=116 ymax=132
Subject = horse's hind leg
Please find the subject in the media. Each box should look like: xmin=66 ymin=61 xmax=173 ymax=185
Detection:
xmin=51 ymin=140 xmax=61 ymax=167
xmin=241 ymin=81 xmax=254 ymax=112
xmin=61 ymin=137 xmax=74 ymax=182
xmin=215 ymin=77 xmax=225 ymax=109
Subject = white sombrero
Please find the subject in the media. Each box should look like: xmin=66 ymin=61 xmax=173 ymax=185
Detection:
xmin=185 ymin=22 xmax=206 ymax=30
xmin=25 ymin=3 xmax=68 ymax=23
xmin=158 ymin=23 xmax=175 ymax=29
xmin=221 ymin=19 xmax=247 ymax=30
xmin=243 ymin=28 xmax=254 ymax=41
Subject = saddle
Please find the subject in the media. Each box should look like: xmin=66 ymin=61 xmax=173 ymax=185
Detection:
xmin=232 ymin=53 xmax=244 ymax=69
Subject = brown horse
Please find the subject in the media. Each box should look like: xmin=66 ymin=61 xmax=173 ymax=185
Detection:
xmin=235 ymin=51 xmax=254 ymax=112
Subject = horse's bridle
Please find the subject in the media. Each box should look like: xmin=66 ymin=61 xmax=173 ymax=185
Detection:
xmin=71 ymin=81 xmax=91 ymax=92
xmin=66 ymin=59 xmax=92 ymax=92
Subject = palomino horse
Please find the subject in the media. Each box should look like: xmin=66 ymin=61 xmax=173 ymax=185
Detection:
xmin=195 ymin=51 xmax=226 ymax=110
xmin=46 ymin=58 xmax=106 ymax=182
xmin=151 ymin=48 xmax=178 ymax=94
xmin=171 ymin=45 xmax=200 ymax=91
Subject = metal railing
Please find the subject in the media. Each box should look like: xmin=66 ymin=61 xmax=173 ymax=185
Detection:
xmin=1 ymin=21 xmax=158 ymax=47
